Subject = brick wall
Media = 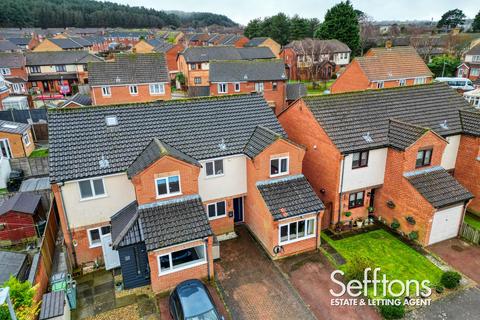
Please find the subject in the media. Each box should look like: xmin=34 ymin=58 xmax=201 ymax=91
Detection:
xmin=203 ymin=197 xmax=235 ymax=235
xmin=281 ymin=48 xmax=297 ymax=80
xmin=0 ymin=212 xmax=36 ymax=244
xmin=0 ymin=91 xmax=10 ymax=109
xmin=454 ymin=135 xmax=480 ymax=213
xmin=0 ymin=128 xmax=34 ymax=158
xmin=165 ymin=44 xmax=184 ymax=74
xmin=330 ymin=60 xmax=370 ymax=93
xmin=91 ymin=83 xmax=171 ymax=105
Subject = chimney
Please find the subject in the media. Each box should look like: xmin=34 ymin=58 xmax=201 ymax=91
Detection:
xmin=385 ymin=40 xmax=393 ymax=49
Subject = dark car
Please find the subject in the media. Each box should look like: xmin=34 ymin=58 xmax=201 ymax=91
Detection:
xmin=6 ymin=169 xmax=24 ymax=192
xmin=169 ymin=279 xmax=223 ymax=320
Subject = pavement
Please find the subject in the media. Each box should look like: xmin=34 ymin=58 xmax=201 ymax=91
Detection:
xmin=214 ymin=225 xmax=315 ymax=320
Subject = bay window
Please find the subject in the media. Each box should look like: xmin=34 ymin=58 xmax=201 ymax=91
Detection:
xmin=158 ymin=244 xmax=206 ymax=274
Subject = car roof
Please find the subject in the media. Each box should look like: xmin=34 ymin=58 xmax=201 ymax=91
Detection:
xmin=176 ymin=280 xmax=215 ymax=317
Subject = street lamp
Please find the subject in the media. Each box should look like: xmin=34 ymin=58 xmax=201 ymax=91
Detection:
xmin=0 ymin=287 xmax=17 ymax=320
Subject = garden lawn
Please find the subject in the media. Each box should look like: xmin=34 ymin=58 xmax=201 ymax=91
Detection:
xmin=29 ymin=148 xmax=48 ymax=158
xmin=464 ymin=213 xmax=480 ymax=230
xmin=323 ymin=229 xmax=443 ymax=297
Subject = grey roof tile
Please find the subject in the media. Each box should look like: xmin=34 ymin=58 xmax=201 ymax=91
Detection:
xmin=387 ymin=119 xmax=429 ymax=150
xmin=26 ymin=51 xmax=102 ymax=66
xmin=209 ymin=59 xmax=286 ymax=82
xmin=286 ymin=83 xmax=307 ymax=101
xmin=0 ymin=120 xmax=30 ymax=134
xmin=0 ymin=53 xmax=25 ymax=68
xmin=244 ymin=37 xmax=269 ymax=47
xmin=48 ymin=94 xmax=285 ymax=182
xmin=243 ymin=125 xmax=301 ymax=158
xmin=257 ymin=175 xmax=324 ymax=220
xmin=405 ymin=166 xmax=473 ymax=208
xmin=0 ymin=40 xmax=18 ymax=52
xmin=110 ymin=201 xmax=140 ymax=248
xmin=459 ymin=109 xmax=480 ymax=136
xmin=0 ymin=192 xmax=41 ymax=216
xmin=285 ymin=39 xmax=351 ymax=53
xmin=39 ymin=291 xmax=65 ymax=320
xmin=0 ymin=251 xmax=28 ymax=284
xmin=181 ymin=46 xmax=275 ymax=63
xmin=60 ymin=93 xmax=92 ymax=107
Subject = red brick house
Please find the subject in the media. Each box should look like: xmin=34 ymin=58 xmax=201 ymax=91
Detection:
xmin=0 ymin=53 xmax=28 ymax=95
xmin=279 ymin=83 xmax=478 ymax=245
xmin=49 ymin=94 xmax=323 ymax=292
xmin=331 ymin=46 xmax=433 ymax=93
xmin=89 ymin=53 xmax=171 ymax=105
xmin=457 ymin=44 xmax=480 ymax=81
xmin=209 ymin=59 xmax=287 ymax=114
xmin=0 ymin=193 xmax=44 ymax=245
xmin=133 ymin=40 xmax=185 ymax=79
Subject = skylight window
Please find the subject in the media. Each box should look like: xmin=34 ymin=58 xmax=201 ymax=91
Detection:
xmin=105 ymin=116 xmax=118 ymax=126
xmin=2 ymin=124 xmax=18 ymax=129
xmin=362 ymin=132 xmax=374 ymax=143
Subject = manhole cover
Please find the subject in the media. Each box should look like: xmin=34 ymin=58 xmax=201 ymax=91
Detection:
xmin=451 ymin=245 xmax=463 ymax=252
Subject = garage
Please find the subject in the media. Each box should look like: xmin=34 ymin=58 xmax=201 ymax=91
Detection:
xmin=428 ymin=204 xmax=464 ymax=245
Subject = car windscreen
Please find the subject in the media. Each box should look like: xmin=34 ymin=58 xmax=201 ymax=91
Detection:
xmin=185 ymin=309 xmax=219 ymax=320
xmin=179 ymin=285 xmax=215 ymax=317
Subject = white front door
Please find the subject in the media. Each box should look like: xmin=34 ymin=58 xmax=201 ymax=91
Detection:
xmin=428 ymin=204 xmax=464 ymax=245
xmin=101 ymin=233 xmax=120 ymax=270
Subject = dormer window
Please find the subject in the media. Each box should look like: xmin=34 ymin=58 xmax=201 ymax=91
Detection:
xmin=129 ymin=85 xmax=138 ymax=95
xmin=416 ymin=149 xmax=432 ymax=168
xmin=218 ymin=83 xmax=227 ymax=94
xmin=156 ymin=175 xmax=181 ymax=198
xmin=352 ymin=151 xmax=369 ymax=169
xmin=270 ymin=156 xmax=289 ymax=177
xmin=376 ymin=81 xmax=384 ymax=89
xmin=205 ymin=159 xmax=224 ymax=177
xmin=102 ymin=86 xmax=111 ymax=97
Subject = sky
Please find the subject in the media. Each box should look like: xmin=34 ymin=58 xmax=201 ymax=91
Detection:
xmin=109 ymin=0 xmax=479 ymax=25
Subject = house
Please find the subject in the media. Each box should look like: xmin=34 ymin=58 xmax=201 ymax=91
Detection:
xmin=0 ymin=192 xmax=44 ymax=245
xmin=0 ymin=120 xmax=35 ymax=158
xmin=89 ymin=53 xmax=171 ymax=105
xmin=279 ymin=83 xmax=479 ymax=246
xmin=0 ymin=53 xmax=28 ymax=95
xmin=457 ymin=44 xmax=480 ymax=81
xmin=206 ymin=34 xmax=249 ymax=47
xmin=133 ymin=40 xmax=184 ymax=78
xmin=33 ymin=37 xmax=93 ymax=52
xmin=48 ymin=94 xmax=323 ymax=292
xmin=281 ymin=39 xmax=351 ymax=81
xmin=0 ymin=251 xmax=29 ymax=284
xmin=26 ymin=51 xmax=103 ymax=95
xmin=244 ymin=37 xmax=281 ymax=58
xmin=178 ymin=46 xmax=276 ymax=94
xmin=330 ymin=45 xmax=433 ymax=93
xmin=209 ymin=59 xmax=287 ymax=114
xmin=59 ymin=93 xmax=92 ymax=108
xmin=6 ymin=38 xmax=31 ymax=51
xmin=0 ymin=40 xmax=21 ymax=53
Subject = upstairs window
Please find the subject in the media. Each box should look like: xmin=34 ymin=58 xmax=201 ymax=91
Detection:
xmin=207 ymin=201 xmax=226 ymax=219
xmin=376 ymin=81 xmax=384 ymax=89
xmin=101 ymin=86 xmax=111 ymax=97
xmin=416 ymin=149 xmax=432 ymax=168
xmin=414 ymin=77 xmax=427 ymax=85
xmin=79 ymin=178 xmax=106 ymax=200
xmin=156 ymin=175 xmax=181 ymax=198
xmin=55 ymin=65 xmax=66 ymax=72
xmin=255 ymin=82 xmax=264 ymax=93
xmin=218 ymin=83 xmax=227 ymax=94
xmin=234 ymin=82 xmax=240 ymax=92
xmin=399 ymin=79 xmax=406 ymax=86
xmin=270 ymin=156 xmax=289 ymax=177
xmin=149 ymin=83 xmax=165 ymax=95
xmin=194 ymin=77 xmax=202 ymax=85
xmin=272 ymin=82 xmax=278 ymax=91
xmin=22 ymin=132 xmax=30 ymax=146
xmin=29 ymin=66 xmax=41 ymax=74
xmin=351 ymin=151 xmax=369 ymax=169
xmin=0 ymin=68 xmax=11 ymax=76
xmin=205 ymin=159 xmax=224 ymax=177
xmin=129 ymin=85 xmax=138 ymax=95
xmin=348 ymin=191 xmax=364 ymax=209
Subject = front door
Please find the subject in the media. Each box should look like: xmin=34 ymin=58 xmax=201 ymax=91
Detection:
xmin=101 ymin=233 xmax=120 ymax=270
xmin=233 ymin=197 xmax=244 ymax=223
xmin=0 ymin=139 xmax=12 ymax=159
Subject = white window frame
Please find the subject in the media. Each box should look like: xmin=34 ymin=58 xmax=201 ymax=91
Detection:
xmin=129 ymin=85 xmax=138 ymax=95
xmin=0 ymin=68 xmax=11 ymax=76
xmin=399 ymin=79 xmax=406 ymax=86
xmin=414 ymin=77 xmax=427 ymax=85
xmin=22 ymin=132 xmax=30 ymax=146
xmin=279 ymin=217 xmax=316 ymax=245
xmin=206 ymin=201 xmax=227 ymax=220
xmin=234 ymin=82 xmax=240 ymax=92
xmin=376 ymin=81 xmax=384 ymax=89
xmin=78 ymin=178 xmax=107 ymax=201
xmin=55 ymin=65 xmax=67 ymax=72
xmin=157 ymin=243 xmax=207 ymax=275
xmin=205 ymin=159 xmax=224 ymax=177
xmin=29 ymin=66 xmax=41 ymax=73
xmin=471 ymin=68 xmax=480 ymax=76
xmin=101 ymin=86 xmax=111 ymax=97
xmin=0 ymin=138 xmax=12 ymax=159
xmin=255 ymin=82 xmax=264 ymax=93
xmin=270 ymin=156 xmax=289 ymax=177
xmin=472 ymin=55 xmax=480 ymax=63
xmin=217 ymin=83 xmax=228 ymax=94
xmin=87 ymin=225 xmax=111 ymax=248
xmin=149 ymin=83 xmax=165 ymax=95
xmin=155 ymin=175 xmax=182 ymax=199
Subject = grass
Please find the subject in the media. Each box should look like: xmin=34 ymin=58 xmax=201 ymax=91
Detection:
xmin=0 ymin=188 xmax=7 ymax=195
xmin=464 ymin=213 xmax=480 ymax=231
xmin=29 ymin=148 xmax=49 ymax=158
xmin=289 ymin=80 xmax=335 ymax=95
xmin=323 ymin=229 xmax=443 ymax=297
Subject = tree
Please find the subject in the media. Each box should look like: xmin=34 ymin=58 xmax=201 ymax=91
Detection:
xmin=0 ymin=277 xmax=40 ymax=320
xmin=244 ymin=18 xmax=262 ymax=39
xmin=264 ymin=13 xmax=291 ymax=45
xmin=472 ymin=11 xmax=480 ymax=32
xmin=358 ymin=13 xmax=377 ymax=55
xmin=289 ymin=15 xmax=310 ymax=40
xmin=427 ymin=55 xmax=461 ymax=77
xmin=437 ymin=9 xmax=466 ymax=30
xmin=314 ymin=1 xmax=360 ymax=55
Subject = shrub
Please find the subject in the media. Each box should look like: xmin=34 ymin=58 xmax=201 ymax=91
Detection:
xmin=408 ymin=231 xmax=419 ymax=240
xmin=344 ymin=211 xmax=352 ymax=217
xmin=435 ymin=285 xmax=444 ymax=294
xmin=405 ymin=216 xmax=416 ymax=225
xmin=441 ymin=271 xmax=461 ymax=289
xmin=379 ymin=302 xmax=405 ymax=319
xmin=0 ymin=276 xmax=40 ymax=320
xmin=391 ymin=219 xmax=400 ymax=229
xmin=331 ymin=73 xmax=337 ymax=79
xmin=344 ymin=256 xmax=377 ymax=282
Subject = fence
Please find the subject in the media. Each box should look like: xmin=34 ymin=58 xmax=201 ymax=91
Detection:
xmin=10 ymin=157 xmax=49 ymax=177
xmin=0 ymin=109 xmax=47 ymax=124
xmin=32 ymin=123 xmax=48 ymax=141
xmin=460 ymin=223 xmax=480 ymax=244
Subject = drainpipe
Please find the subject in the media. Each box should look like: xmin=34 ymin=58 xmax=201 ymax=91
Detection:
xmin=204 ymin=237 xmax=210 ymax=281
xmin=57 ymin=182 xmax=78 ymax=268
xmin=316 ymin=210 xmax=322 ymax=249
xmin=337 ymin=155 xmax=346 ymax=223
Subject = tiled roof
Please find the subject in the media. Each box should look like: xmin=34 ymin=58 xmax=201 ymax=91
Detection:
xmin=356 ymin=46 xmax=433 ymax=81
xmin=209 ymin=59 xmax=286 ymax=82
xmin=257 ymin=175 xmax=324 ymax=220
xmin=127 ymin=138 xmax=201 ymax=178
xmin=138 ymin=195 xmax=212 ymax=251
xmin=387 ymin=119 xmax=429 ymax=150
xmin=39 ymin=291 xmax=65 ymax=320
xmin=60 ymin=93 xmax=92 ymax=107
xmin=405 ymin=166 xmax=473 ymax=208
xmin=466 ymin=44 xmax=480 ymax=56
xmin=110 ymin=201 xmax=140 ymax=248
xmin=0 ymin=40 xmax=18 ymax=52
xmin=89 ymin=53 xmax=169 ymax=86
xmin=0 ymin=120 xmax=30 ymax=134
xmin=0 ymin=192 xmax=41 ymax=216
xmin=49 ymin=38 xmax=87 ymax=49
xmin=243 ymin=126 xmax=301 ymax=158
xmin=0 ymin=53 xmax=25 ymax=68
xmin=459 ymin=109 xmax=480 ymax=136
xmin=0 ymin=251 xmax=28 ymax=284
xmin=286 ymin=83 xmax=307 ymax=101
xmin=244 ymin=37 xmax=269 ymax=47
xmin=7 ymin=38 xmax=31 ymax=46
xmin=48 ymin=94 xmax=285 ymax=182
xmin=285 ymin=39 xmax=351 ymax=53
xmin=181 ymin=46 xmax=275 ymax=63
xmin=301 ymin=83 xmax=480 ymax=153
xmin=153 ymin=42 xmax=174 ymax=53
xmin=26 ymin=51 xmax=102 ymax=66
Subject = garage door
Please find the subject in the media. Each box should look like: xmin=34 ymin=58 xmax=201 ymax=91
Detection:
xmin=428 ymin=204 xmax=464 ymax=245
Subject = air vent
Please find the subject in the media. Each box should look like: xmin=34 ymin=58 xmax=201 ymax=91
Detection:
xmin=243 ymin=74 xmax=248 ymax=80
xmin=218 ymin=138 xmax=227 ymax=151
xmin=105 ymin=116 xmax=118 ymax=126
xmin=439 ymin=120 xmax=449 ymax=130
xmin=362 ymin=132 xmax=374 ymax=143
xmin=99 ymin=155 xmax=110 ymax=169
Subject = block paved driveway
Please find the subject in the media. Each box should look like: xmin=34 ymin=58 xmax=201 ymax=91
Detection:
xmin=215 ymin=225 xmax=315 ymax=320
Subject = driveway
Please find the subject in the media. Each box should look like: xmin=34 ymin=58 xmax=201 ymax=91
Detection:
xmin=428 ymin=238 xmax=480 ymax=283
xmin=276 ymin=251 xmax=381 ymax=320
xmin=215 ymin=225 xmax=315 ymax=320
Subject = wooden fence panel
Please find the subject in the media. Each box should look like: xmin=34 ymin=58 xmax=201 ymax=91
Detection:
xmin=460 ymin=223 xmax=480 ymax=244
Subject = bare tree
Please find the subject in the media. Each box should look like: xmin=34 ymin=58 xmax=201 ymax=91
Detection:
xmin=358 ymin=14 xmax=378 ymax=55
xmin=295 ymin=38 xmax=329 ymax=81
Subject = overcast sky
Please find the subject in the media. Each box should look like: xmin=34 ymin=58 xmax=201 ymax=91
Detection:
xmin=109 ymin=0 xmax=479 ymax=25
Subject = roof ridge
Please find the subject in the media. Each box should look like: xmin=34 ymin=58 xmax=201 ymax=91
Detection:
xmin=256 ymin=174 xmax=305 ymax=186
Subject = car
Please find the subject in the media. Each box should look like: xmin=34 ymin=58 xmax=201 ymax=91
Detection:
xmin=169 ymin=279 xmax=223 ymax=320
xmin=435 ymin=77 xmax=475 ymax=91
xmin=6 ymin=169 xmax=24 ymax=192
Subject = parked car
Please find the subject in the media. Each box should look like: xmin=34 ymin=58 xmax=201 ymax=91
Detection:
xmin=6 ymin=169 xmax=24 ymax=192
xmin=169 ymin=279 xmax=223 ymax=320
xmin=435 ymin=77 xmax=475 ymax=91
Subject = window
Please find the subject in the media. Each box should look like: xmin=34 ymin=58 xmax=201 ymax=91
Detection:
xmin=205 ymin=159 xmax=224 ymax=177
xmin=207 ymin=201 xmax=226 ymax=219
xmin=158 ymin=244 xmax=206 ymax=274
xmin=255 ymin=82 xmax=264 ymax=93
xmin=87 ymin=225 xmax=111 ymax=248
xmin=376 ymin=81 xmax=384 ymax=89
xmin=156 ymin=175 xmax=181 ymax=198
xmin=194 ymin=77 xmax=202 ymax=85
xmin=149 ymin=83 xmax=165 ymax=95
xmin=217 ymin=83 xmax=227 ymax=94
xmin=351 ymin=151 xmax=369 ymax=169
xmin=79 ymin=178 xmax=106 ymax=200
xmin=129 ymin=85 xmax=138 ymax=95
xmin=234 ymin=82 xmax=240 ymax=92
xmin=31 ymin=82 xmax=38 ymax=87
xmin=55 ymin=65 xmax=66 ymax=72
xmin=190 ymin=63 xmax=197 ymax=70
xmin=416 ymin=149 xmax=432 ymax=168
xmin=279 ymin=218 xmax=315 ymax=244
xmin=414 ymin=77 xmax=427 ymax=85
xmin=399 ymin=79 xmax=406 ymax=86
xmin=101 ymin=86 xmax=111 ymax=97
xmin=270 ymin=157 xmax=289 ymax=177
xmin=471 ymin=68 xmax=480 ymax=76
xmin=105 ymin=115 xmax=118 ymax=126
xmin=22 ymin=133 xmax=30 ymax=146
xmin=29 ymin=66 xmax=41 ymax=74
xmin=348 ymin=191 xmax=364 ymax=209
xmin=272 ymin=82 xmax=278 ymax=91
xmin=472 ymin=55 xmax=480 ymax=62
xmin=0 ymin=68 xmax=10 ymax=76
